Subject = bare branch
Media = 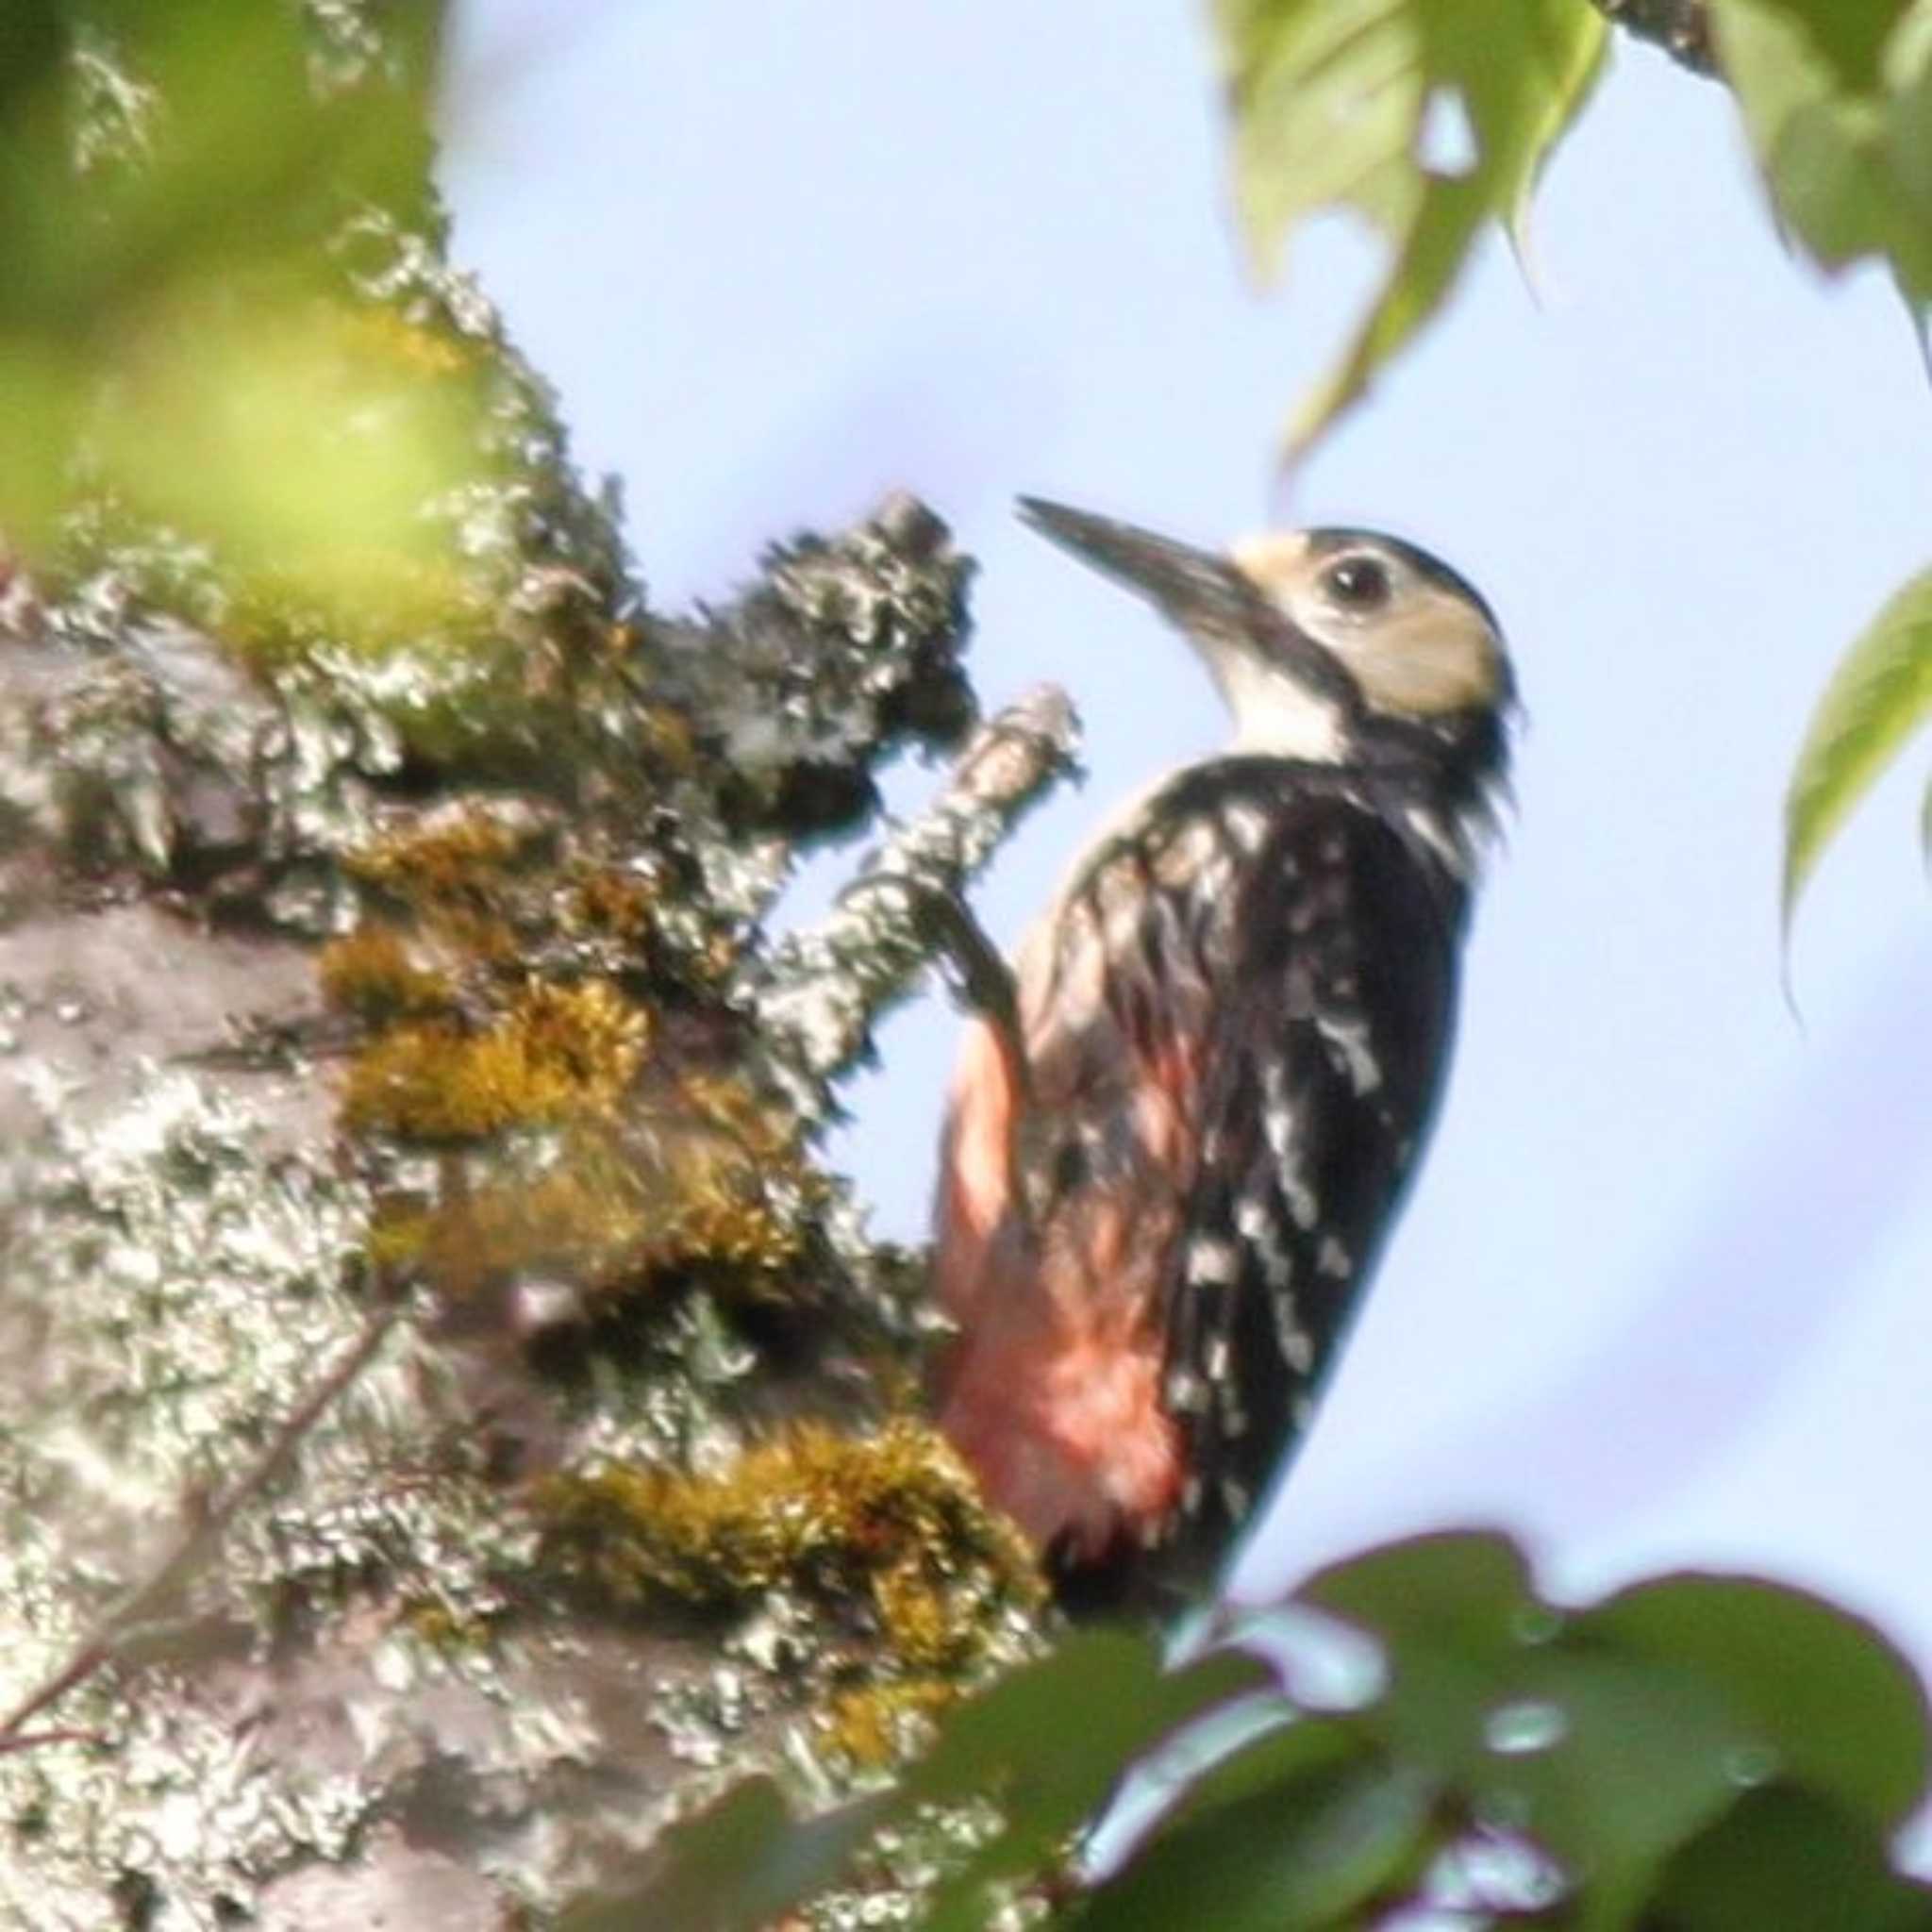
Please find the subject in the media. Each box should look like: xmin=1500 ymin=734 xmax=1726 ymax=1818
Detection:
xmin=753 ymin=683 xmax=1081 ymax=1091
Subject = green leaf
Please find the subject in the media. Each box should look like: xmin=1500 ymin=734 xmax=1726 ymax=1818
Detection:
xmin=1300 ymin=1534 xmax=1561 ymax=1797
xmin=1292 ymin=1538 xmax=1932 ymax=1925
xmin=1301 ymin=1536 xmax=1756 ymax=1925
xmin=557 ymin=1777 xmax=891 ymax=1932
xmin=1470 ymin=1648 xmax=1752 ymax=1930
xmin=908 ymin=1631 xmax=1266 ymax=1815
xmin=1211 ymin=0 xmax=1607 ymax=458
xmin=572 ymin=1633 xmax=1271 ymax=1932
xmin=1300 ymin=1527 xmax=1539 ymax=1650
xmin=911 ymin=1631 xmax=1271 ymax=1927
xmin=0 ymin=6 xmax=68 ymax=125
xmin=1507 ymin=12 xmax=1612 ymax=242
xmin=0 ymin=1 xmax=464 ymax=578
xmin=607 ymin=1539 xmax=1932 ymax=1929
xmin=1650 ymin=1784 xmax=1932 ymax=1932
xmin=1711 ymin=0 xmax=1932 ymax=302
xmin=1074 ymin=1756 xmax=1434 ymax=1931
xmin=1740 ymin=0 xmax=1906 ymax=91
xmin=1781 ymin=566 xmax=1932 ymax=924
xmin=1287 ymin=172 xmax=1491 ymax=457
xmin=1580 ymin=1572 xmax=1932 ymax=1830
xmin=1152 ymin=1705 xmax=1367 ymax=1836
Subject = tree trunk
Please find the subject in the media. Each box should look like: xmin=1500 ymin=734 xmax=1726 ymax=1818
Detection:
xmin=0 ymin=12 xmax=1071 ymax=1926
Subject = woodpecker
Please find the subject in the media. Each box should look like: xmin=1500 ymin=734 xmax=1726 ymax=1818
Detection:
xmin=931 ymin=496 xmax=1514 ymax=1611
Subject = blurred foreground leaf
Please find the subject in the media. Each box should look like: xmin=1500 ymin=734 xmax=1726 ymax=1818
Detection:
xmin=1211 ymin=0 xmax=1607 ymax=458
xmin=1074 ymin=1755 xmax=1431 ymax=1931
xmin=908 ymin=1633 xmax=1267 ymax=1928
xmin=83 ymin=290 xmax=485 ymax=577
xmin=1711 ymin=0 xmax=1932 ymax=304
xmin=573 ymin=1631 xmax=1266 ymax=1932
xmin=1650 ymin=1783 xmax=1932 ymax=1932
xmin=1688 ymin=6 xmax=1932 ymax=931
xmin=1584 ymin=1569 xmax=1932 ymax=1828
xmin=1305 ymin=1535 xmax=1749 ymax=1927
xmin=558 ymin=1778 xmax=893 ymax=1932
xmin=616 ymin=1531 xmax=1932 ymax=1927
xmin=1781 ymin=564 xmax=1932 ymax=924
xmin=0 ymin=0 xmax=471 ymax=605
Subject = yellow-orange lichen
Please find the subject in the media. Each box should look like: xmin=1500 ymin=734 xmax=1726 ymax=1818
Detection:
xmin=362 ymin=1198 xmax=437 ymax=1279
xmin=345 ymin=810 xmax=526 ymax=902
xmin=341 ymin=808 xmax=541 ymax=964
xmin=412 ymin=1141 xmax=652 ymax=1300
xmin=317 ymin=925 xmax=456 ymax=1021
xmin=629 ymin=699 xmax=700 ymax=773
xmin=643 ymin=1073 xmax=824 ymax=1279
xmin=341 ymin=979 xmax=648 ymax=1143
xmin=565 ymin=865 xmax=657 ymax=941
xmin=533 ymin=1420 xmax=1044 ymax=1658
xmin=349 ymin=1054 xmax=823 ymax=1304
xmin=822 ymin=1678 xmax=958 ymax=1769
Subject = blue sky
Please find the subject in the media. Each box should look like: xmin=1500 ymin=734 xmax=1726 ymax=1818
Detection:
xmin=441 ymin=1 xmax=1932 ymax=1655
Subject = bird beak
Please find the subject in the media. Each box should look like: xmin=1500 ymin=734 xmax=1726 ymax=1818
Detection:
xmin=1016 ymin=497 xmax=1252 ymax=638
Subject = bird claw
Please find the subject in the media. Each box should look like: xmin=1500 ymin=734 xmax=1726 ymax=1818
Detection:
xmin=841 ymin=873 xmax=1042 ymax=1228
xmin=838 ymin=873 xmax=1025 ymax=1051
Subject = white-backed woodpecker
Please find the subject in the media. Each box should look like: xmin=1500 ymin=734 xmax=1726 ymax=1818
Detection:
xmin=930 ymin=496 xmax=1514 ymax=1611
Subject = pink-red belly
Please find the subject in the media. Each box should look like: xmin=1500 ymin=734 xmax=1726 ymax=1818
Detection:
xmin=938 ymin=1315 xmax=1183 ymax=1562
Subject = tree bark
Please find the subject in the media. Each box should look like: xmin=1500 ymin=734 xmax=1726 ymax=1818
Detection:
xmin=0 ymin=14 xmax=1067 ymax=1927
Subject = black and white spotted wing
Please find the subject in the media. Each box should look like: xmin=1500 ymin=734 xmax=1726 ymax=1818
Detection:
xmin=1159 ymin=773 xmax=1471 ymax=1583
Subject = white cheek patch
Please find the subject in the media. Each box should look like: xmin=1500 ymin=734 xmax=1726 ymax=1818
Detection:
xmin=1212 ymin=650 xmax=1349 ymax=762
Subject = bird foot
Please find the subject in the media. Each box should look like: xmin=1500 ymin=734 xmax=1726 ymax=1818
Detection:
xmin=839 ymin=873 xmax=1026 ymax=1065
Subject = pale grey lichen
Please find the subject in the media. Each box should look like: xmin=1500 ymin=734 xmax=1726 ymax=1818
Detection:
xmin=754 ymin=684 xmax=1079 ymax=1100
xmin=0 ymin=1058 xmax=787 ymax=1927
xmin=0 ymin=1070 xmax=380 ymax=1925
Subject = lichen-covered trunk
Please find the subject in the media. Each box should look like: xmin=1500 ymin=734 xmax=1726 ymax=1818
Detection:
xmin=0 ymin=9 xmax=1070 ymax=1927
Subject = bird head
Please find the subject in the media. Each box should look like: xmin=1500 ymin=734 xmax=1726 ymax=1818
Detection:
xmin=1016 ymin=495 xmax=1513 ymax=777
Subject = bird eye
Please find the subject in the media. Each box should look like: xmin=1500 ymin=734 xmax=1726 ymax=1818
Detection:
xmin=1322 ymin=554 xmax=1392 ymax=610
